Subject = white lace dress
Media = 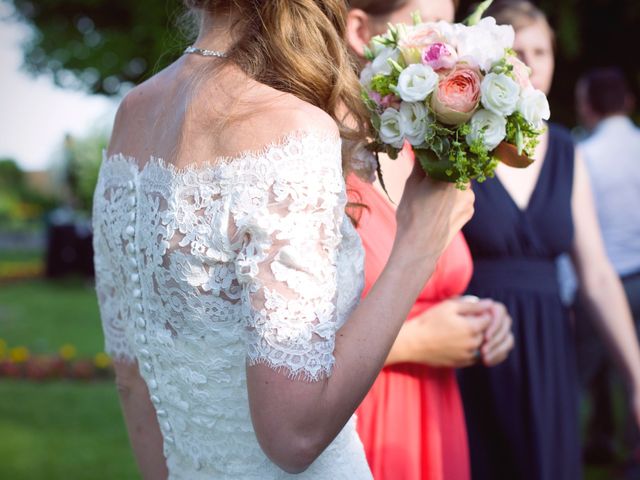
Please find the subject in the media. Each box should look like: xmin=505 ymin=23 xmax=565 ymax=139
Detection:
xmin=92 ymin=131 xmax=373 ymax=479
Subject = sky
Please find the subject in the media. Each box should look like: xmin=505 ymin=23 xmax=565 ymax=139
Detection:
xmin=0 ymin=4 xmax=117 ymax=172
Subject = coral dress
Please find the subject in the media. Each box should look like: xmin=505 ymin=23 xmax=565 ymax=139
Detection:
xmin=348 ymin=171 xmax=473 ymax=480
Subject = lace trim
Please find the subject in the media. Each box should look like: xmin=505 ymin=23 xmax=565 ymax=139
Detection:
xmin=102 ymin=128 xmax=342 ymax=175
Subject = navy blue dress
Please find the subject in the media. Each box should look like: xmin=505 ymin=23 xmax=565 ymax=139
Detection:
xmin=458 ymin=124 xmax=582 ymax=480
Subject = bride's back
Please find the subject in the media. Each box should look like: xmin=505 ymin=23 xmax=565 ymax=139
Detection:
xmin=107 ymin=58 xmax=337 ymax=170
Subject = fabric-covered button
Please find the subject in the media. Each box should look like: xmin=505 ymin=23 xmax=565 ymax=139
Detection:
xmin=156 ymin=409 xmax=167 ymax=418
xmin=150 ymin=395 xmax=161 ymax=405
xmin=126 ymin=243 xmax=136 ymax=254
xmin=130 ymin=273 xmax=140 ymax=283
xmin=129 ymin=257 xmax=137 ymax=268
xmin=133 ymin=288 xmax=142 ymax=298
xmin=136 ymin=317 xmax=146 ymax=328
xmin=129 ymin=211 xmax=136 ymax=222
xmin=136 ymin=333 xmax=147 ymax=344
xmin=136 ymin=304 xmax=143 ymax=314
xmin=128 ymin=195 xmax=136 ymax=207
xmin=148 ymin=379 xmax=158 ymax=390
xmin=164 ymin=435 xmax=174 ymax=445
xmin=163 ymin=421 xmax=172 ymax=432
xmin=144 ymin=362 xmax=153 ymax=373
xmin=127 ymin=180 xmax=134 ymax=191
xmin=125 ymin=225 xmax=135 ymax=237
xmin=139 ymin=348 xmax=151 ymax=358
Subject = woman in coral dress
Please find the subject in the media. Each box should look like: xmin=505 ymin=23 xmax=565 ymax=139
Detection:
xmin=346 ymin=1 xmax=514 ymax=478
xmin=348 ymin=147 xmax=513 ymax=480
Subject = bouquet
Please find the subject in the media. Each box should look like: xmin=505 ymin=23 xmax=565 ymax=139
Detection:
xmin=359 ymin=7 xmax=550 ymax=188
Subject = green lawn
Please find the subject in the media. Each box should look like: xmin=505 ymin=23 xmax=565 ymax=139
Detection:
xmin=0 ymin=277 xmax=629 ymax=479
xmin=0 ymin=278 xmax=103 ymax=356
xmin=0 ymin=276 xmax=139 ymax=479
xmin=0 ymin=381 xmax=138 ymax=480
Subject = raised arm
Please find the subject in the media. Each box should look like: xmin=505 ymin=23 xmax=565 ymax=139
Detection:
xmin=233 ymin=121 xmax=474 ymax=473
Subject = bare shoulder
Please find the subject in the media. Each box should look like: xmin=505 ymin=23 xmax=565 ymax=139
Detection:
xmin=215 ymin=80 xmax=340 ymax=155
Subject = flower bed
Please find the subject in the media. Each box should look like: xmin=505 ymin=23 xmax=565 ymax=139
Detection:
xmin=0 ymin=340 xmax=113 ymax=381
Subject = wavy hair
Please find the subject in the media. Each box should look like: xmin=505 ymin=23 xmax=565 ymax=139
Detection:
xmin=183 ymin=0 xmax=371 ymax=174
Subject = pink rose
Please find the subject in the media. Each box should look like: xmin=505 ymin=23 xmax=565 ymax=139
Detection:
xmin=399 ymin=26 xmax=444 ymax=64
xmin=422 ymin=43 xmax=458 ymax=71
xmin=431 ymin=65 xmax=482 ymax=125
xmin=507 ymin=56 xmax=532 ymax=89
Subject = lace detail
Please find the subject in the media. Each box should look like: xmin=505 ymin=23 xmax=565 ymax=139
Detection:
xmin=92 ymin=130 xmax=370 ymax=478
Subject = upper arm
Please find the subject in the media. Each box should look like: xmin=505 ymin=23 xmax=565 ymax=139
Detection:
xmin=228 ymin=114 xmax=344 ymax=468
xmin=570 ymin=149 xmax=613 ymax=283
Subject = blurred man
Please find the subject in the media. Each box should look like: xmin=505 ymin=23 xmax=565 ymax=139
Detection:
xmin=575 ymin=67 xmax=640 ymax=477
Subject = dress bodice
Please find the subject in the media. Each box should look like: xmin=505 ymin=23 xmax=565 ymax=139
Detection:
xmin=92 ymin=131 xmax=372 ymax=479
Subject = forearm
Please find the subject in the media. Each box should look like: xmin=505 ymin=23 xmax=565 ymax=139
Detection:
xmin=248 ymin=250 xmax=436 ymax=471
xmin=580 ymin=267 xmax=640 ymax=388
xmin=114 ymin=361 xmax=168 ymax=480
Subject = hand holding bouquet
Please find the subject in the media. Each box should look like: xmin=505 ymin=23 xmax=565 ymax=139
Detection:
xmin=360 ymin=8 xmax=550 ymax=188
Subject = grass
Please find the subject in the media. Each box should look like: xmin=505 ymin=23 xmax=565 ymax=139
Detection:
xmin=0 ymin=276 xmax=631 ymax=478
xmin=0 ymin=278 xmax=103 ymax=356
xmin=0 ymin=274 xmax=140 ymax=479
xmin=0 ymin=381 xmax=138 ymax=480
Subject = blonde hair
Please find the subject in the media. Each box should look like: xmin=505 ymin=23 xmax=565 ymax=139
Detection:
xmin=183 ymin=0 xmax=370 ymax=175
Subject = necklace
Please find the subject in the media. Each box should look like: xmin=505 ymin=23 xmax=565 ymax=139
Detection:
xmin=184 ymin=46 xmax=228 ymax=58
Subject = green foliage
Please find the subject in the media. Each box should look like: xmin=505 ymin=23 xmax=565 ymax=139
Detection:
xmin=0 ymin=159 xmax=58 ymax=229
xmin=9 ymin=0 xmax=191 ymax=95
xmin=63 ymin=130 xmax=109 ymax=213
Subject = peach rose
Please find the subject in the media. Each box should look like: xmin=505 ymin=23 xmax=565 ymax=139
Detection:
xmin=431 ymin=65 xmax=482 ymax=125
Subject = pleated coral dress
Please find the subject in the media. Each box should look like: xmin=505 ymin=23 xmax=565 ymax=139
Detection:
xmin=348 ymin=169 xmax=473 ymax=480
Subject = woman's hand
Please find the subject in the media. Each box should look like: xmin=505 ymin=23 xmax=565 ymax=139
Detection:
xmin=393 ymin=162 xmax=475 ymax=271
xmin=392 ymin=299 xmax=492 ymax=368
xmin=479 ymin=301 xmax=514 ymax=367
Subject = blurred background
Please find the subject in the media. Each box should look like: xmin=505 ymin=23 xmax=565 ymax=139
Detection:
xmin=0 ymin=0 xmax=637 ymax=479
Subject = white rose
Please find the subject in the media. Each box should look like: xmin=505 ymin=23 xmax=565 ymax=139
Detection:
xmin=379 ymin=107 xmax=405 ymax=149
xmin=370 ymin=47 xmax=400 ymax=77
xmin=400 ymin=102 xmax=431 ymax=146
xmin=466 ymin=109 xmax=507 ymax=151
xmin=455 ymin=17 xmax=515 ymax=71
xmin=481 ymin=73 xmax=520 ymax=116
xmin=518 ymin=87 xmax=550 ymax=129
xmin=396 ymin=64 xmax=439 ymax=102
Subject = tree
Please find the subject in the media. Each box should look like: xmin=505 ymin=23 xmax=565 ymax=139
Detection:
xmin=9 ymin=0 xmax=640 ymax=125
xmin=8 ymin=0 xmax=194 ymax=95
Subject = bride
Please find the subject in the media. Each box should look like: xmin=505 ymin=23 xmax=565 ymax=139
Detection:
xmin=92 ymin=1 xmax=474 ymax=478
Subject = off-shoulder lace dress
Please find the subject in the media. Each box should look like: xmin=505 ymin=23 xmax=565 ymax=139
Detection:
xmin=92 ymin=131 xmax=372 ymax=479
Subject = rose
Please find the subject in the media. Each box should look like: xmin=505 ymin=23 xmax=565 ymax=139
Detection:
xmin=455 ymin=17 xmax=515 ymax=71
xmin=399 ymin=102 xmax=432 ymax=146
xmin=379 ymin=107 xmax=405 ymax=148
xmin=466 ymin=109 xmax=507 ymax=151
xmin=398 ymin=24 xmax=444 ymax=64
xmin=480 ymin=72 xmax=520 ymax=116
xmin=431 ymin=65 xmax=482 ymax=125
xmin=507 ymin=55 xmax=532 ymax=89
xmin=396 ymin=63 xmax=439 ymax=102
xmin=422 ymin=43 xmax=458 ymax=71
xmin=518 ymin=87 xmax=550 ymax=128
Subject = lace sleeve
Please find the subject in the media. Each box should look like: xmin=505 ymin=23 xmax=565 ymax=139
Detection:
xmin=231 ymin=132 xmax=346 ymax=381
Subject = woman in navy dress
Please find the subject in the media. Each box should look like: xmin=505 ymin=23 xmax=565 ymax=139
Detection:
xmin=457 ymin=2 xmax=640 ymax=479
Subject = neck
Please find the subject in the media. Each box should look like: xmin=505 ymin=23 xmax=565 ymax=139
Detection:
xmin=194 ymin=9 xmax=240 ymax=53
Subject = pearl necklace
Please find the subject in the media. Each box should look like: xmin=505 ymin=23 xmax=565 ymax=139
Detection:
xmin=184 ymin=46 xmax=228 ymax=58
